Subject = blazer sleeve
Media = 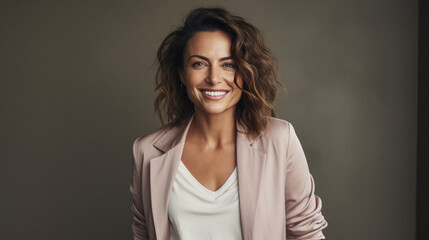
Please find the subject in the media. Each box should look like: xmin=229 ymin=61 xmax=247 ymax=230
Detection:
xmin=285 ymin=123 xmax=327 ymax=239
xmin=130 ymin=137 xmax=149 ymax=240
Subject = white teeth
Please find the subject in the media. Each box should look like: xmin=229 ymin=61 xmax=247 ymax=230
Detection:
xmin=202 ymin=90 xmax=227 ymax=96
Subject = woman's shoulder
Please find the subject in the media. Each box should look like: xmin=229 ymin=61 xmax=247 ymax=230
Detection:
xmin=267 ymin=117 xmax=292 ymax=128
xmin=257 ymin=117 xmax=302 ymax=145
xmin=132 ymin=125 xmax=171 ymax=156
xmin=132 ymin=119 xmax=190 ymax=156
xmin=265 ymin=117 xmax=294 ymax=136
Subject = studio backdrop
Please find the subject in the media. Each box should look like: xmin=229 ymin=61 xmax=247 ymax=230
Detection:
xmin=0 ymin=0 xmax=417 ymax=239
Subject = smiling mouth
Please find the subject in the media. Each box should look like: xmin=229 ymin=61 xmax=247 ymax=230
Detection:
xmin=201 ymin=90 xmax=228 ymax=96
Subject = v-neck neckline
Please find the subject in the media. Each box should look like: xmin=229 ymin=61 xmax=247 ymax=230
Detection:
xmin=178 ymin=160 xmax=237 ymax=199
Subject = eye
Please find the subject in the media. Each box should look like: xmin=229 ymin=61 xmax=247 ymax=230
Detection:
xmin=223 ymin=63 xmax=235 ymax=69
xmin=192 ymin=61 xmax=206 ymax=68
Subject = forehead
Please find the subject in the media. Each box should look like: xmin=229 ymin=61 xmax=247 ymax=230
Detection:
xmin=184 ymin=31 xmax=232 ymax=58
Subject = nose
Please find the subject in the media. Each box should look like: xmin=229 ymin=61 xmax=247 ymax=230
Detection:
xmin=206 ymin=65 xmax=221 ymax=85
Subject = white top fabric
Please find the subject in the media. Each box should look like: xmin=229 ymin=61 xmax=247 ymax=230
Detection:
xmin=168 ymin=160 xmax=243 ymax=240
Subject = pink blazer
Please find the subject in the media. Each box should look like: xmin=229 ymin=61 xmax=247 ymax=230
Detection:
xmin=130 ymin=116 xmax=327 ymax=240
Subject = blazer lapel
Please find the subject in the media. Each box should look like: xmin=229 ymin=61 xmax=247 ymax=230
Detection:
xmin=149 ymin=117 xmax=193 ymax=240
xmin=236 ymin=128 xmax=267 ymax=240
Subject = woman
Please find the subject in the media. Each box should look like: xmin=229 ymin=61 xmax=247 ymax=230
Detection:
xmin=131 ymin=7 xmax=327 ymax=240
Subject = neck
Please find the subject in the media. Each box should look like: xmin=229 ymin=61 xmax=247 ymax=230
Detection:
xmin=189 ymin=109 xmax=236 ymax=149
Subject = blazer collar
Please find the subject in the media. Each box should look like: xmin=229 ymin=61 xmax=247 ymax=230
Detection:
xmin=152 ymin=115 xmax=263 ymax=153
xmin=150 ymin=115 xmax=267 ymax=240
xmin=152 ymin=119 xmax=192 ymax=153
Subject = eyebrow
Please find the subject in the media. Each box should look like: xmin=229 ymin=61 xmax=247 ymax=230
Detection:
xmin=188 ymin=55 xmax=233 ymax=62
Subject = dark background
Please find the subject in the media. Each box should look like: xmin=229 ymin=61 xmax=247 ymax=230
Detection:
xmin=417 ymin=0 xmax=429 ymax=238
xmin=0 ymin=0 xmax=425 ymax=239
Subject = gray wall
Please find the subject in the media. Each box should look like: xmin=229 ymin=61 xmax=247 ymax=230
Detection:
xmin=417 ymin=0 xmax=429 ymax=238
xmin=0 ymin=0 xmax=417 ymax=239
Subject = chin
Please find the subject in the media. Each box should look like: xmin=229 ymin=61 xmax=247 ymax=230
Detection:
xmin=196 ymin=105 xmax=235 ymax=115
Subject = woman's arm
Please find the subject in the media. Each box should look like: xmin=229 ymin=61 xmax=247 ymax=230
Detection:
xmin=285 ymin=123 xmax=328 ymax=239
xmin=130 ymin=137 xmax=149 ymax=240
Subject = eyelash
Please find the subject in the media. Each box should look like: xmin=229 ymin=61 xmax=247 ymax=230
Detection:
xmin=223 ymin=63 xmax=235 ymax=68
xmin=191 ymin=62 xmax=235 ymax=68
xmin=192 ymin=62 xmax=206 ymax=67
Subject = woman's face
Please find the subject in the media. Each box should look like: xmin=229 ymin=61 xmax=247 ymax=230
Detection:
xmin=180 ymin=31 xmax=243 ymax=117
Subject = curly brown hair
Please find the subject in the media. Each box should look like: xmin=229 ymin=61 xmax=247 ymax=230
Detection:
xmin=154 ymin=7 xmax=282 ymax=137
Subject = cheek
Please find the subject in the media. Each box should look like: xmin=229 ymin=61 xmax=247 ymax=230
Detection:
xmin=231 ymin=80 xmax=243 ymax=101
xmin=184 ymin=70 xmax=204 ymax=86
xmin=184 ymin=81 xmax=202 ymax=102
xmin=234 ymin=75 xmax=244 ymax=90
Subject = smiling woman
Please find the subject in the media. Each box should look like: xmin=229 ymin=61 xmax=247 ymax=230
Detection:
xmin=180 ymin=31 xmax=243 ymax=116
xmin=131 ymin=7 xmax=327 ymax=240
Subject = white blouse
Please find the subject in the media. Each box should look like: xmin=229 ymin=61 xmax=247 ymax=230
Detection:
xmin=168 ymin=160 xmax=243 ymax=240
